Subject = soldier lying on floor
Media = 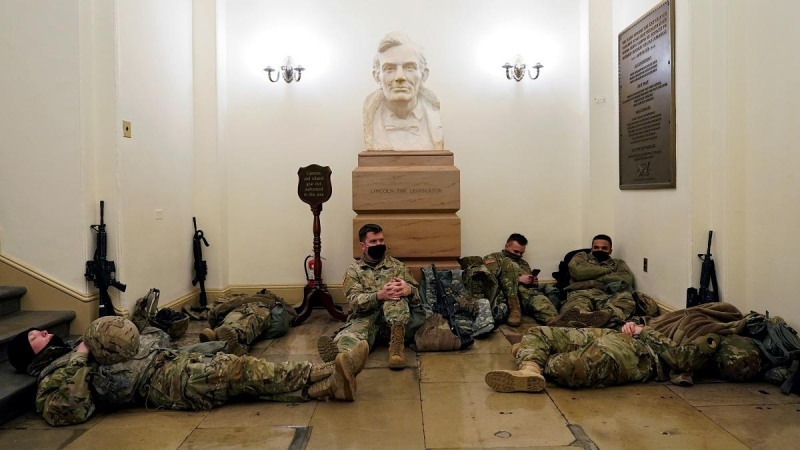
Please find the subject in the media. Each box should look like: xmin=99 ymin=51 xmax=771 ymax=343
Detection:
xmin=191 ymin=290 xmax=296 ymax=356
xmin=7 ymin=316 xmax=368 ymax=427
xmin=484 ymin=321 xmax=759 ymax=393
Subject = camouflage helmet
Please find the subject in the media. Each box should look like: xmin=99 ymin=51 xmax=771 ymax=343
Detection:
xmin=712 ymin=334 xmax=762 ymax=381
xmin=83 ymin=316 xmax=140 ymax=365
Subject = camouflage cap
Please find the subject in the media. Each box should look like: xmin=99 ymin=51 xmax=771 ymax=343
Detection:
xmin=712 ymin=334 xmax=763 ymax=381
xmin=83 ymin=316 xmax=140 ymax=365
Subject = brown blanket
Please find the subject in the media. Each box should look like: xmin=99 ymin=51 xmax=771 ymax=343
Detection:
xmin=646 ymin=303 xmax=746 ymax=344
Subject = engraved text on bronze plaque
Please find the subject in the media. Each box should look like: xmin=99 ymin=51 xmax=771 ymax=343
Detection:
xmin=618 ymin=0 xmax=676 ymax=189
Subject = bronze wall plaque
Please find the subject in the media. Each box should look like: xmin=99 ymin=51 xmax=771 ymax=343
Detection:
xmin=618 ymin=0 xmax=676 ymax=189
xmin=298 ymin=165 xmax=332 ymax=206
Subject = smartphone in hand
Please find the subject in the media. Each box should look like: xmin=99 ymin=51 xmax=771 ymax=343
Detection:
xmin=531 ymin=269 xmax=541 ymax=287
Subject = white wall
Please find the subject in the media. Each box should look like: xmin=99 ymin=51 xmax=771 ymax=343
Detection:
xmin=741 ymin=1 xmax=800 ymax=324
xmin=0 ymin=0 xmax=89 ymax=289
xmin=115 ymin=0 xmax=195 ymax=306
xmin=222 ymin=0 xmax=586 ymax=285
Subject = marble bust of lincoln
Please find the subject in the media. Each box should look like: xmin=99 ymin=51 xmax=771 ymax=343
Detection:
xmin=363 ymin=32 xmax=444 ymax=151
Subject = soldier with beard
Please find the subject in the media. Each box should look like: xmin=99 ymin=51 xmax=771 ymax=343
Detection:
xmin=483 ymin=233 xmax=558 ymax=327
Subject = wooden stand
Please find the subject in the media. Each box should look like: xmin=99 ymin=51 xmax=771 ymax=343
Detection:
xmin=293 ymin=165 xmax=347 ymax=325
xmin=294 ymin=203 xmax=347 ymax=325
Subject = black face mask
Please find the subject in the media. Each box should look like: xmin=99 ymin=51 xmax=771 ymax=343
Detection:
xmin=46 ymin=335 xmax=66 ymax=349
xmin=592 ymin=250 xmax=610 ymax=263
xmin=366 ymin=244 xmax=387 ymax=260
xmin=502 ymin=249 xmax=522 ymax=261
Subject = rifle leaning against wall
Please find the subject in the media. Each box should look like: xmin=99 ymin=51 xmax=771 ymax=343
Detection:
xmin=191 ymin=217 xmax=210 ymax=309
xmin=431 ymin=264 xmax=474 ymax=350
xmin=85 ymin=201 xmax=127 ymax=317
xmin=686 ymin=230 xmax=720 ymax=308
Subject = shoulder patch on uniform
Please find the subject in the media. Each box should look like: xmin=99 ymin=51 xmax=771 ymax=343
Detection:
xmin=484 ymin=258 xmax=495 ymax=264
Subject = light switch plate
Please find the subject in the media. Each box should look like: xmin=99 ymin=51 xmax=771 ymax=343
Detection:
xmin=123 ymin=120 xmax=132 ymax=138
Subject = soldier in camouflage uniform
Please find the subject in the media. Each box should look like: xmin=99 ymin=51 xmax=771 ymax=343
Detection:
xmin=484 ymin=233 xmax=558 ymax=327
xmin=485 ymin=321 xmax=721 ymax=393
xmin=7 ymin=317 xmax=369 ymax=427
xmin=197 ymin=290 xmax=296 ymax=357
xmin=318 ymin=224 xmax=425 ymax=370
xmin=550 ymin=234 xmax=635 ymax=328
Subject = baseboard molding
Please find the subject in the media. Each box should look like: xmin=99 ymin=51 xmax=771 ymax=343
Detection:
xmin=0 ymin=253 xmax=96 ymax=302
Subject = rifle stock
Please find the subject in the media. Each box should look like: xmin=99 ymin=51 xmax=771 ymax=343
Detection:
xmin=431 ymin=264 xmax=474 ymax=350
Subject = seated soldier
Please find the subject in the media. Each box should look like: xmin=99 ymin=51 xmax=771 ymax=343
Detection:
xmin=318 ymin=224 xmax=425 ymax=370
xmin=7 ymin=317 xmax=369 ymax=427
xmin=484 ymin=233 xmax=558 ymax=327
xmin=549 ymin=234 xmax=635 ymax=328
xmin=197 ymin=290 xmax=295 ymax=356
xmin=484 ymin=322 xmax=720 ymax=393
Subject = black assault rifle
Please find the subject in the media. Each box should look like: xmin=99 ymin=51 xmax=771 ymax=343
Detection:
xmin=191 ymin=217 xmax=210 ymax=308
xmin=431 ymin=264 xmax=474 ymax=350
xmin=686 ymin=230 xmax=720 ymax=308
xmin=85 ymin=201 xmax=127 ymax=317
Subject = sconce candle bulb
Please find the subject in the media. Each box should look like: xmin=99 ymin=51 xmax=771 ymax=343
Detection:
xmin=264 ymin=56 xmax=305 ymax=83
xmin=502 ymin=55 xmax=543 ymax=82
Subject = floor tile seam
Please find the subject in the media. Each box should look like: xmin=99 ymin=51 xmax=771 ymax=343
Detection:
xmin=544 ymin=389 xmax=585 ymax=449
xmin=417 ymin=373 xmax=429 ymax=450
xmin=690 ymin=403 xmax=754 ymax=450
xmin=691 ymin=402 xmax=800 ymax=408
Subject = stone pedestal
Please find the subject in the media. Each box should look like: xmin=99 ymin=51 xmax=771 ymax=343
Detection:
xmin=352 ymin=151 xmax=461 ymax=281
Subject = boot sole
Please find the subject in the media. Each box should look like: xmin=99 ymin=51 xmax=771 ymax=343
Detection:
xmin=547 ymin=309 xmax=582 ymax=327
xmin=579 ymin=311 xmax=612 ymax=328
xmin=317 ymin=335 xmax=340 ymax=363
xmin=485 ymin=370 xmax=545 ymax=393
xmin=335 ymin=353 xmax=356 ymax=401
xmin=216 ymin=327 xmax=245 ymax=356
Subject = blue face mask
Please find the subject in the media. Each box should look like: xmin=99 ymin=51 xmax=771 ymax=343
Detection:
xmin=367 ymin=244 xmax=386 ymax=260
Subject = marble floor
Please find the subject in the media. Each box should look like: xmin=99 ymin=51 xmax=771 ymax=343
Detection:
xmin=2 ymin=313 xmax=799 ymax=450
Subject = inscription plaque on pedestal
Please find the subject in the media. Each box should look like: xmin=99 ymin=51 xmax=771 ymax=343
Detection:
xmin=618 ymin=0 xmax=676 ymax=189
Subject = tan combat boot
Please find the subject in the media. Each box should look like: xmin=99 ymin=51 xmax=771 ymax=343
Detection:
xmin=388 ymin=324 xmax=406 ymax=370
xmin=309 ymin=361 xmax=335 ymax=382
xmin=317 ymin=335 xmax=340 ymax=363
xmin=485 ymin=361 xmax=546 ymax=393
xmin=348 ymin=341 xmax=370 ymax=376
xmin=216 ymin=325 xmax=245 ymax=356
xmin=511 ymin=342 xmax=522 ymax=358
xmin=307 ymin=352 xmax=357 ymax=401
xmin=199 ymin=328 xmax=217 ymax=343
xmin=507 ymin=296 xmax=522 ymax=327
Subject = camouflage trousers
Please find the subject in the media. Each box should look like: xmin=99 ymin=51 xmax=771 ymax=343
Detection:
xmin=518 ymin=286 xmax=558 ymax=324
xmin=334 ymin=300 xmax=423 ymax=353
xmin=144 ymin=351 xmax=313 ymax=410
xmin=561 ymin=289 xmax=635 ymax=326
xmin=216 ymin=303 xmax=271 ymax=351
xmin=516 ymin=327 xmax=654 ymax=388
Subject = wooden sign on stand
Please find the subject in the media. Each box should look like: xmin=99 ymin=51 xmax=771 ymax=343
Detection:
xmin=294 ymin=165 xmax=347 ymax=325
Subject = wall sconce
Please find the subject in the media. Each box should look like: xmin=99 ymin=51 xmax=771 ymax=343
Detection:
xmin=502 ymin=55 xmax=543 ymax=81
xmin=264 ymin=56 xmax=305 ymax=83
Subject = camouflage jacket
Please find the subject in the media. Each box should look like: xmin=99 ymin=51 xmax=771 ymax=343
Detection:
xmin=484 ymin=251 xmax=533 ymax=301
xmin=639 ymin=326 xmax=720 ymax=378
xmin=568 ymin=251 xmax=634 ymax=292
xmin=35 ymin=328 xmax=171 ymax=426
xmin=343 ymin=256 xmax=421 ymax=315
